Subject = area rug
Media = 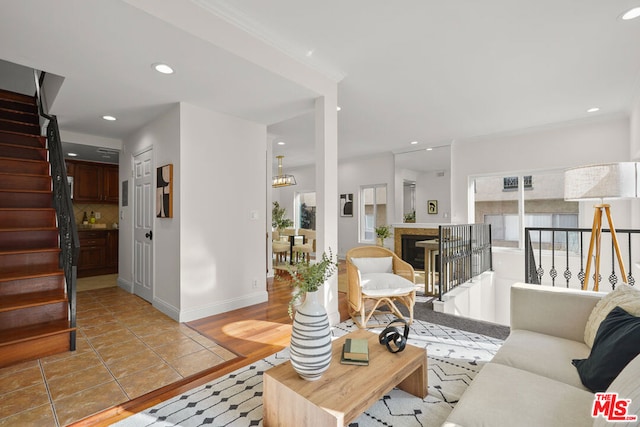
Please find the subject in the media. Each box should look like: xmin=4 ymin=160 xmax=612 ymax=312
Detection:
xmin=114 ymin=314 xmax=503 ymax=427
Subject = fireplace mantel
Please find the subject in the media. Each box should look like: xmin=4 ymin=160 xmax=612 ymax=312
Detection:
xmin=393 ymin=225 xmax=439 ymax=259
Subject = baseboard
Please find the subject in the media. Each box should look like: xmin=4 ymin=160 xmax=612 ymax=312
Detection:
xmin=153 ymin=297 xmax=181 ymax=322
xmin=177 ymin=291 xmax=269 ymax=323
xmin=117 ymin=277 xmax=133 ymax=293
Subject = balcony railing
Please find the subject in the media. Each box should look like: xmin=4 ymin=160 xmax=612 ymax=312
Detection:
xmin=524 ymin=227 xmax=638 ymax=290
xmin=438 ymin=224 xmax=493 ymax=300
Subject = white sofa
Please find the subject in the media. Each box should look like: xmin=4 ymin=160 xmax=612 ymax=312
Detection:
xmin=443 ymin=283 xmax=640 ymax=427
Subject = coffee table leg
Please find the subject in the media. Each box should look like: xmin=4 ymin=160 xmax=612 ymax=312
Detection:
xmin=264 ymin=373 xmax=342 ymax=427
xmin=397 ymin=353 xmax=428 ymax=398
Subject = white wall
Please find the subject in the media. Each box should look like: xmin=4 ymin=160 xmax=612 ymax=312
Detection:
xmin=451 ymin=116 xmax=631 ymax=225
xmin=119 ymin=104 xmax=182 ymax=314
xmin=119 ymin=103 xmax=268 ymax=322
xmin=178 ymin=103 xmax=268 ymax=321
xmin=272 ymin=164 xmax=315 ymax=228
xmin=415 ymin=170 xmax=451 ymax=223
xmin=338 ymin=153 xmax=396 ymax=257
xmin=271 ymin=153 xmax=396 ymax=258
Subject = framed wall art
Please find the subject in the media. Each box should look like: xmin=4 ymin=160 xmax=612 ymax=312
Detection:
xmin=156 ymin=164 xmax=173 ymax=218
xmin=340 ymin=193 xmax=353 ymax=217
xmin=428 ymin=200 xmax=438 ymax=215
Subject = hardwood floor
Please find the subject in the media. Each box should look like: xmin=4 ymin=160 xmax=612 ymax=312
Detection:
xmin=74 ymin=270 xmax=350 ymax=426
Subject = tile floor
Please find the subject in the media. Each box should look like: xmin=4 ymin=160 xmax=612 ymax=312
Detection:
xmin=0 ymin=283 xmax=238 ymax=426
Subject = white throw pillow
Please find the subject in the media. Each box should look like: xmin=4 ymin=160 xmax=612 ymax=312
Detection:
xmin=351 ymin=257 xmax=393 ymax=274
xmin=360 ymin=272 xmax=416 ymax=296
xmin=584 ymin=284 xmax=640 ymax=348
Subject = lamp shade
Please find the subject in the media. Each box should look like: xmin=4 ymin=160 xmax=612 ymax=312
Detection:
xmin=564 ymin=162 xmax=639 ymax=201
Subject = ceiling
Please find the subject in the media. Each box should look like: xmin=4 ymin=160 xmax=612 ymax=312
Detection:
xmin=1 ymin=1 xmax=640 ymax=172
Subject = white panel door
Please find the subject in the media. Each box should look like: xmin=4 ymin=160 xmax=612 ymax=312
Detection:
xmin=133 ymin=148 xmax=154 ymax=303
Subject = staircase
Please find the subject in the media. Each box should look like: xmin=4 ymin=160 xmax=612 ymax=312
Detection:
xmin=0 ymin=88 xmax=75 ymax=367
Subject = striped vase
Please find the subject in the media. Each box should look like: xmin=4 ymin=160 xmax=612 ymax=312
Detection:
xmin=289 ymin=290 xmax=332 ymax=381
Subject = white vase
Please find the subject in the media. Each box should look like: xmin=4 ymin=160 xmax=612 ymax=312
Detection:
xmin=289 ymin=290 xmax=332 ymax=381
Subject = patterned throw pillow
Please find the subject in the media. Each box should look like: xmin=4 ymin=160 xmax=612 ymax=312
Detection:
xmin=584 ymin=284 xmax=640 ymax=348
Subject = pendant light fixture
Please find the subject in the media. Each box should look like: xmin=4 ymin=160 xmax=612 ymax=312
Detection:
xmin=272 ymin=155 xmax=297 ymax=188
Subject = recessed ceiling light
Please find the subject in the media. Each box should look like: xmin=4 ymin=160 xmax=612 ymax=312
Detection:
xmin=153 ymin=63 xmax=174 ymax=74
xmin=587 ymin=107 xmax=600 ymax=113
xmin=68 ymin=152 xmax=78 ymax=157
xmin=277 ymin=141 xmax=285 ymax=145
xmin=337 ymin=106 xmax=342 ymax=111
xmin=426 ymin=147 xmax=433 ymax=151
xmin=306 ymin=50 xmax=314 ymax=57
xmin=410 ymin=141 xmax=418 ymax=145
xmin=621 ymin=7 xmax=640 ymax=20
xmin=102 ymin=115 xmax=116 ymax=121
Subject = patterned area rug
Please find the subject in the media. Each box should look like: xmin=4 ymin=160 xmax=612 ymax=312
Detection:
xmin=114 ymin=314 xmax=503 ymax=427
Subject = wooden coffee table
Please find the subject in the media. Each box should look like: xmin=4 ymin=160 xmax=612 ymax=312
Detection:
xmin=263 ymin=329 xmax=428 ymax=427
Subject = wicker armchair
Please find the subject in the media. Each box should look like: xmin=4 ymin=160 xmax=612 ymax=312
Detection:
xmin=346 ymin=246 xmax=417 ymax=328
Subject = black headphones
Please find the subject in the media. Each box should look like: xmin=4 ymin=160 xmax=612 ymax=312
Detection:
xmin=378 ymin=318 xmax=409 ymax=353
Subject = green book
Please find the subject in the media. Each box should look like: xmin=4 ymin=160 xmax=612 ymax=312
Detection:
xmin=343 ymin=338 xmax=369 ymax=361
xmin=341 ymin=343 xmax=369 ymax=365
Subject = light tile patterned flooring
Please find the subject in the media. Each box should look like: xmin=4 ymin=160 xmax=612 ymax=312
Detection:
xmin=0 ymin=282 xmax=238 ymax=426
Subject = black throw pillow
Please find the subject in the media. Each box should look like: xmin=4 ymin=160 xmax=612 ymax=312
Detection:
xmin=572 ymin=306 xmax=640 ymax=392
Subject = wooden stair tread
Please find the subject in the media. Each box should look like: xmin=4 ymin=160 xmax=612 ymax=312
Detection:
xmin=0 ymin=172 xmax=50 ymax=178
xmin=0 ymin=208 xmax=56 ymax=212
xmin=0 ymin=156 xmax=47 ymax=164
xmin=0 ymin=264 xmax=63 ymax=281
xmin=0 ymin=89 xmax=35 ymax=104
xmin=0 ymin=141 xmax=45 ymax=150
xmin=0 ymin=227 xmax=58 ymax=232
xmin=0 ymin=247 xmax=60 ymax=255
xmin=0 ymin=290 xmax=67 ymax=312
xmin=0 ymin=320 xmax=74 ymax=346
xmin=0 ymin=188 xmax=52 ymax=194
xmin=0 ymin=270 xmax=64 ymax=283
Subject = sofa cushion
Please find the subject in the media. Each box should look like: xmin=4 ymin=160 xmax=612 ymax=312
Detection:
xmin=491 ymin=329 xmax=590 ymax=390
xmin=360 ymin=273 xmax=415 ymax=296
xmin=351 ymin=257 xmax=393 ymax=274
xmin=443 ymin=362 xmax=595 ymax=427
xmin=572 ymin=306 xmax=640 ymax=392
xmin=593 ymin=354 xmax=640 ymax=427
xmin=584 ymin=284 xmax=640 ymax=348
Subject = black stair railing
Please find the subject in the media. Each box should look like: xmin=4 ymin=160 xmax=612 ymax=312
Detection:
xmin=438 ymin=223 xmax=493 ymax=300
xmin=524 ymin=227 xmax=637 ymax=291
xmin=34 ymin=71 xmax=79 ymax=350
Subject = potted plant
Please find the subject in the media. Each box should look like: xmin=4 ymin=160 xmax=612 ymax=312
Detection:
xmin=404 ymin=211 xmax=416 ymax=223
xmin=375 ymin=225 xmax=392 ymax=246
xmin=272 ymin=201 xmax=293 ymax=231
xmin=286 ymin=249 xmax=337 ymax=381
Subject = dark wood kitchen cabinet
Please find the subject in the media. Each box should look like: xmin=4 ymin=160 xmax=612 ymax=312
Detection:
xmin=77 ymin=229 xmax=119 ymax=277
xmin=66 ymin=160 xmax=119 ymax=204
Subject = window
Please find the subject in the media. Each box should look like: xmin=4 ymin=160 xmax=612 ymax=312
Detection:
xmin=360 ymin=184 xmax=387 ymax=243
xmin=503 ymin=175 xmax=532 ymax=191
xmin=474 ymin=170 xmax=578 ymax=248
xmin=296 ymin=192 xmax=316 ymax=230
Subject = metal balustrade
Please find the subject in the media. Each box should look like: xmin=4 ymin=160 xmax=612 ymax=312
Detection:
xmin=525 ymin=227 xmax=638 ymax=290
xmin=438 ymin=224 xmax=493 ymax=300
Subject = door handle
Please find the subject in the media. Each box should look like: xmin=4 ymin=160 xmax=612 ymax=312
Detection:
xmin=145 ymin=230 xmax=153 ymax=240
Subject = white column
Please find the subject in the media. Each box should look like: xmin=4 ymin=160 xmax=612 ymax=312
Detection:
xmin=315 ymin=94 xmax=339 ymax=325
xmin=266 ymin=135 xmax=274 ymax=278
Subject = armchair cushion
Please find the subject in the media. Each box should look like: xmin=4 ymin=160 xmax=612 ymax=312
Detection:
xmin=360 ymin=273 xmax=416 ymax=296
xmin=584 ymin=284 xmax=640 ymax=348
xmin=351 ymin=257 xmax=393 ymax=274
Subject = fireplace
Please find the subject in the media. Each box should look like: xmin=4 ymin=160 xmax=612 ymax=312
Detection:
xmin=393 ymin=226 xmax=439 ymax=270
xmin=401 ymin=235 xmax=429 ymax=269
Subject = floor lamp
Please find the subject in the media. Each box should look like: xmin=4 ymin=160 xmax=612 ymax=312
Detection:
xmin=564 ymin=163 xmax=639 ymax=291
